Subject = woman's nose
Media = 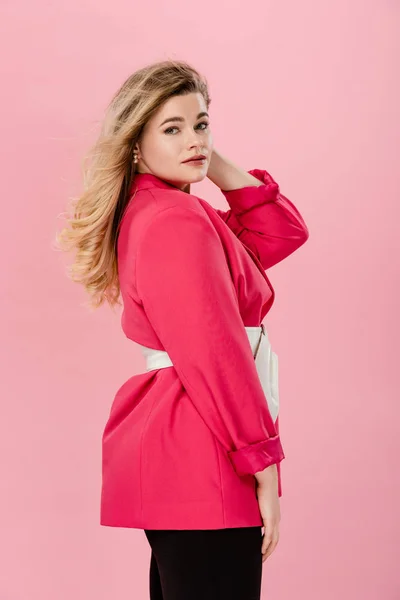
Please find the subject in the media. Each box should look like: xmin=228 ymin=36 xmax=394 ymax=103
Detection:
xmin=187 ymin=138 xmax=205 ymax=151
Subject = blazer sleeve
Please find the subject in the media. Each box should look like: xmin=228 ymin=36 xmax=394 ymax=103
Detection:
xmin=215 ymin=168 xmax=310 ymax=270
xmin=135 ymin=205 xmax=285 ymax=477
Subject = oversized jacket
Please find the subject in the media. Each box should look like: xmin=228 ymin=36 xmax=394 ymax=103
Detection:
xmin=100 ymin=168 xmax=309 ymax=530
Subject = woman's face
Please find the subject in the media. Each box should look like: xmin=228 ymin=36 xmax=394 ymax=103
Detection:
xmin=135 ymin=92 xmax=213 ymax=191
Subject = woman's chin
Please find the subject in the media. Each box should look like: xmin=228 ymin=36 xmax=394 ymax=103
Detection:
xmin=186 ymin=169 xmax=208 ymax=184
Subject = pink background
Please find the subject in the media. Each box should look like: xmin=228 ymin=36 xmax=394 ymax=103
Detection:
xmin=1 ymin=1 xmax=398 ymax=598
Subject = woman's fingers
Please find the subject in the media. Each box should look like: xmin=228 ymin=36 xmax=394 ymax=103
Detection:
xmin=262 ymin=536 xmax=278 ymax=562
xmin=261 ymin=522 xmax=279 ymax=562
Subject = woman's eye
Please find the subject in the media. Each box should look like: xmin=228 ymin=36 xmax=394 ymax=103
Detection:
xmin=164 ymin=126 xmax=179 ymax=134
xmin=164 ymin=122 xmax=209 ymax=135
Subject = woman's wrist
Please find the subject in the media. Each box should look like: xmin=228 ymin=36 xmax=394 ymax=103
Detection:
xmin=254 ymin=463 xmax=278 ymax=486
xmin=206 ymin=148 xmax=264 ymax=191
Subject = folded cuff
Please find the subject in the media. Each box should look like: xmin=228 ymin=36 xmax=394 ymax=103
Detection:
xmin=220 ymin=169 xmax=280 ymax=213
xmin=227 ymin=435 xmax=285 ymax=477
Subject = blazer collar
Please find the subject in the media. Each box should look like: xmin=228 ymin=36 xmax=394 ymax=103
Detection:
xmin=130 ymin=173 xmax=180 ymax=194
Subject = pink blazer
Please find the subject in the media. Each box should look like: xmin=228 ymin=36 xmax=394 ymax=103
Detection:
xmin=100 ymin=168 xmax=309 ymax=529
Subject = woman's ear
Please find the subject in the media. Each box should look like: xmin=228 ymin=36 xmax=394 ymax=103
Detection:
xmin=133 ymin=143 xmax=141 ymax=165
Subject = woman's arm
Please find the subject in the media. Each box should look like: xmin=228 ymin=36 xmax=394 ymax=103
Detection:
xmin=135 ymin=203 xmax=285 ymax=478
xmin=206 ymin=148 xmax=265 ymax=191
xmin=207 ymin=149 xmax=310 ymax=270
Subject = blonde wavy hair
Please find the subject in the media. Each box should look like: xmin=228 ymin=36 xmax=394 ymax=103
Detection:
xmin=55 ymin=59 xmax=211 ymax=312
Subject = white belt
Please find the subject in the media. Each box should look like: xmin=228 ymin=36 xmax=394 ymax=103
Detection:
xmin=137 ymin=324 xmax=279 ymax=423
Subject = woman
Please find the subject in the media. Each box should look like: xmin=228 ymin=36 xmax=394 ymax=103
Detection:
xmin=57 ymin=59 xmax=309 ymax=599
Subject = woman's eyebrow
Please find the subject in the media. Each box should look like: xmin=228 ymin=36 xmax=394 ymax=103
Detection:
xmin=158 ymin=112 xmax=209 ymax=127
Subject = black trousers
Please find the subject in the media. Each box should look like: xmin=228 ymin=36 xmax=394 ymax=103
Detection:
xmin=144 ymin=526 xmax=263 ymax=600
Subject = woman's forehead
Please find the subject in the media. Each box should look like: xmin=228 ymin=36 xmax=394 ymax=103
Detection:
xmin=151 ymin=93 xmax=208 ymax=126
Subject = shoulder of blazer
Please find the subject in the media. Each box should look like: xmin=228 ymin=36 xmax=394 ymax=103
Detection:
xmin=145 ymin=186 xmax=205 ymax=215
xmin=119 ymin=187 xmax=214 ymax=255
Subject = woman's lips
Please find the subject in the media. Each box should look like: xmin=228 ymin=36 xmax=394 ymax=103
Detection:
xmin=183 ymin=158 xmax=207 ymax=166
